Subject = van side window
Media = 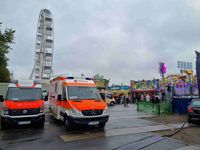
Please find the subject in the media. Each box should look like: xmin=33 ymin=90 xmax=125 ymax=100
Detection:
xmin=62 ymin=87 xmax=67 ymax=100
xmin=55 ymin=83 xmax=57 ymax=93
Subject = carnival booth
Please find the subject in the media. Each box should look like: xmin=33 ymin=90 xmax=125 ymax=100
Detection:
xmin=166 ymin=74 xmax=199 ymax=114
xmin=108 ymin=85 xmax=130 ymax=104
xmin=130 ymin=79 xmax=160 ymax=103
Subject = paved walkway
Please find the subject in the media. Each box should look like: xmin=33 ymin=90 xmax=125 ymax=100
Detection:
xmin=59 ymin=104 xmax=193 ymax=142
xmin=174 ymin=145 xmax=200 ymax=150
xmin=1 ymin=104 xmax=191 ymax=150
xmin=60 ymin=122 xmax=192 ymax=142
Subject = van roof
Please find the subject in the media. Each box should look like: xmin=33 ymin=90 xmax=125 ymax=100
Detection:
xmin=9 ymin=80 xmax=42 ymax=88
xmin=50 ymin=75 xmax=95 ymax=87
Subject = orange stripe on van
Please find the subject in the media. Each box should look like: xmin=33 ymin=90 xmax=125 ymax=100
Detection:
xmin=5 ymin=100 xmax=44 ymax=109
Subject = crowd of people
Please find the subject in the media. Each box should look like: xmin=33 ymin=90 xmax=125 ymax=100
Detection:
xmin=113 ymin=93 xmax=130 ymax=106
xmin=99 ymin=89 xmax=166 ymax=107
xmin=136 ymin=93 xmax=160 ymax=103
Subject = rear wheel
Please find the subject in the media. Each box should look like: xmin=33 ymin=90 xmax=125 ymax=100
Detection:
xmin=49 ymin=107 xmax=52 ymax=115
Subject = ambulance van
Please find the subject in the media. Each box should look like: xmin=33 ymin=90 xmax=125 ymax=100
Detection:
xmin=0 ymin=80 xmax=47 ymax=129
xmin=49 ymin=75 xmax=109 ymax=130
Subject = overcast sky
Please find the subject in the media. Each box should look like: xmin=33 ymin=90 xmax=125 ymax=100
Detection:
xmin=1 ymin=0 xmax=200 ymax=85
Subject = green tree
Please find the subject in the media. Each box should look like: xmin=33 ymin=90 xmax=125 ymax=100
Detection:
xmin=0 ymin=23 xmax=15 ymax=82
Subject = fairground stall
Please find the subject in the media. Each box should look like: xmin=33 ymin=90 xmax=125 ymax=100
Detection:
xmin=93 ymin=74 xmax=110 ymax=90
xmin=108 ymin=85 xmax=130 ymax=103
xmin=130 ymin=79 xmax=160 ymax=103
xmin=165 ymin=74 xmax=199 ymax=114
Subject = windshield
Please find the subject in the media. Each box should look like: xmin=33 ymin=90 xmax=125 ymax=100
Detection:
xmin=192 ymin=100 xmax=200 ymax=106
xmin=67 ymin=86 xmax=101 ymax=100
xmin=6 ymin=87 xmax=43 ymax=101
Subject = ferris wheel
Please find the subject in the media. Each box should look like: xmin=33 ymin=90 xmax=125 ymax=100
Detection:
xmin=30 ymin=9 xmax=54 ymax=80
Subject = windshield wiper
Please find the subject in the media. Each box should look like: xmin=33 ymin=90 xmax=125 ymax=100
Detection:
xmin=72 ymin=98 xmax=82 ymax=102
xmin=85 ymin=98 xmax=100 ymax=100
xmin=13 ymin=99 xmax=38 ymax=101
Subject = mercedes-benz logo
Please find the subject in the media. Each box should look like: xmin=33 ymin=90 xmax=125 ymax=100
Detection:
xmin=91 ymin=110 xmax=96 ymax=116
xmin=23 ymin=110 xmax=28 ymax=114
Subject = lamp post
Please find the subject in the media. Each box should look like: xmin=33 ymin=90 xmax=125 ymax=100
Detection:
xmin=159 ymin=62 xmax=166 ymax=101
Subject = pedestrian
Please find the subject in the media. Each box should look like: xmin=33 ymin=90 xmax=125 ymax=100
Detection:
xmin=146 ymin=93 xmax=150 ymax=102
xmin=119 ymin=93 xmax=123 ymax=104
xmin=155 ymin=94 xmax=160 ymax=103
xmin=100 ymin=92 xmax=105 ymax=101
xmin=125 ymin=94 xmax=130 ymax=106
xmin=160 ymin=87 xmax=165 ymax=101
xmin=124 ymin=94 xmax=127 ymax=106
xmin=141 ymin=94 xmax=144 ymax=101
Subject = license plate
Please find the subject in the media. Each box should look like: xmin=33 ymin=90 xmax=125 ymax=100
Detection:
xmin=18 ymin=121 xmax=31 ymax=125
xmin=88 ymin=121 xmax=99 ymax=125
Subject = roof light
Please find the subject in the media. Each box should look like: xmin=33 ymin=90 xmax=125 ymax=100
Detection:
xmin=67 ymin=77 xmax=74 ymax=79
xmin=34 ymin=80 xmax=40 ymax=84
xmin=85 ymin=77 xmax=92 ymax=80
xmin=11 ymin=80 xmax=18 ymax=84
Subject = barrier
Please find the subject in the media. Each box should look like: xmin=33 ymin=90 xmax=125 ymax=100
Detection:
xmin=137 ymin=101 xmax=172 ymax=115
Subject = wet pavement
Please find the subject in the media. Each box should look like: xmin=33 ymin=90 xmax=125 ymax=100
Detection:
xmin=0 ymin=104 xmax=189 ymax=150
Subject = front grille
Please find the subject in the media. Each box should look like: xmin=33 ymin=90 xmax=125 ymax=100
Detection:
xmin=82 ymin=110 xmax=103 ymax=116
xmin=9 ymin=108 xmax=40 ymax=116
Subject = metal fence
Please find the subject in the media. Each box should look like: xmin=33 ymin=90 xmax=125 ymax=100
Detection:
xmin=137 ymin=101 xmax=172 ymax=115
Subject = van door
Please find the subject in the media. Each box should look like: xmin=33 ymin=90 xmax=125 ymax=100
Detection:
xmin=50 ymin=83 xmax=58 ymax=118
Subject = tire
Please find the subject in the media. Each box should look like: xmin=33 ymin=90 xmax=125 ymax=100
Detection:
xmin=38 ymin=121 xmax=45 ymax=128
xmin=1 ymin=118 xmax=7 ymax=130
xmin=34 ymin=118 xmax=45 ymax=128
xmin=49 ymin=107 xmax=52 ymax=115
xmin=64 ymin=116 xmax=73 ymax=131
xmin=187 ymin=116 xmax=192 ymax=123
xmin=99 ymin=123 xmax=105 ymax=128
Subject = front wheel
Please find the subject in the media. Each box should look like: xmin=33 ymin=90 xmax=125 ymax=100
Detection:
xmin=187 ymin=116 xmax=192 ymax=123
xmin=1 ymin=118 xmax=7 ymax=130
xmin=64 ymin=117 xmax=73 ymax=131
xmin=35 ymin=117 xmax=45 ymax=128
xmin=99 ymin=123 xmax=105 ymax=128
xmin=38 ymin=121 xmax=45 ymax=128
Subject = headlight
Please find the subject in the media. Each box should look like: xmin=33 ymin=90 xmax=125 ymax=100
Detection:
xmin=40 ymin=104 xmax=45 ymax=113
xmin=68 ymin=108 xmax=82 ymax=116
xmin=3 ymin=106 xmax=9 ymax=115
xmin=103 ymin=106 xmax=109 ymax=115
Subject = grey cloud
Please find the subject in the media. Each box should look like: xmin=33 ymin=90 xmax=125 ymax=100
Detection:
xmin=0 ymin=0 xmax=199 ymax=84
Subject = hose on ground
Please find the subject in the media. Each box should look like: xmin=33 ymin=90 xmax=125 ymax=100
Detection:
xmin=162 ymin=121 xmax=187 ymax=137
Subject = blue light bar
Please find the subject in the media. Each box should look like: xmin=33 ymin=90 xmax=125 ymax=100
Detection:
xmin=85 ymin=77 xmax=92 ymax=80
xmin=11 ymin=80 xmax=18 ymax=84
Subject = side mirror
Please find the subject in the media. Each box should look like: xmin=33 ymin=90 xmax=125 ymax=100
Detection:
xmin=57 ymin=94 xmax=62 ymax=101
xmin=0 ymin=95 xmax=4 ymax=102
xmin=44 ymin=95 xmax=48 ymax=101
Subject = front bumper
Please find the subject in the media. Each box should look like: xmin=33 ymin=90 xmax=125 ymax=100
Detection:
xmin=68 ymin=115 xmax=109 ymax=126
xmin=188 ymin=113 xmax=200 ymax=120
xmin=1 ymin=113 xmax=45 ymax=125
